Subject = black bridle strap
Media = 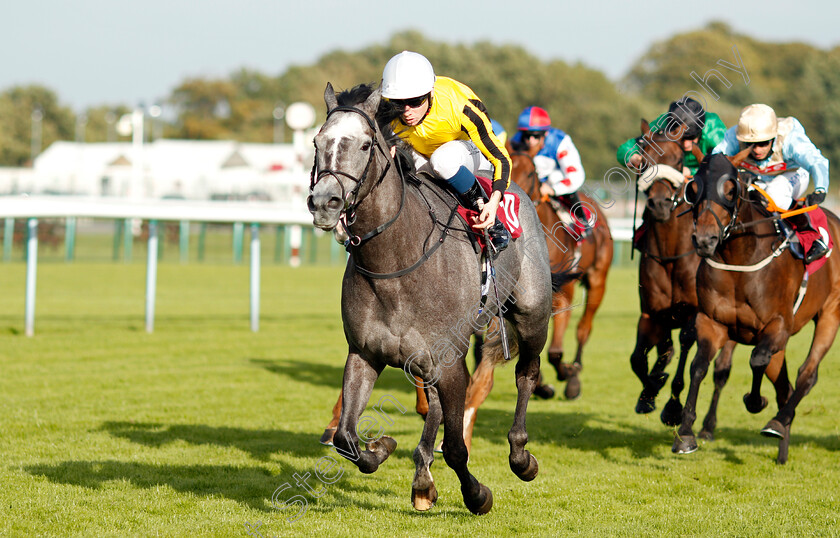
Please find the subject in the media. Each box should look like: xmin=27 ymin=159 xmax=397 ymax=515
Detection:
xmin=351 ymin=201 xmax=460 ymax=279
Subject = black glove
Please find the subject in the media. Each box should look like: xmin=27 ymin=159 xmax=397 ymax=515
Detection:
xmin=806 ymin=190 xmax=826 ymax=206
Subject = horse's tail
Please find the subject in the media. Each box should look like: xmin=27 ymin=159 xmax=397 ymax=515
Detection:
xmin=551 ymin=267 xmax=581 ymax=292
xmin=479 ymin=319 xmax=520 ymax=368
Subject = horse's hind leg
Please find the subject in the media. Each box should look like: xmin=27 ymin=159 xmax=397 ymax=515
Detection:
xmin=437 ymin=359 xmax=493 ymax=515
xmin=763 ymin=311 xmax=840 ymax=464
xmin=412 ymin=384 xmax=442 ymax=511
xmin=698 ymin=340 xmax=736 ymax=439
xmin=333 ymin=349 xmax=396 ymax=474
xmin=320 ymin=389 xmax=343 ymax=445
xmin=508 ymin=338 xmax=542 ymax=482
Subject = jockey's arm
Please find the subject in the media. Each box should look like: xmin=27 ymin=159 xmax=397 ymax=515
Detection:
xmin=460 ymin=100 xmax=511 ymax=228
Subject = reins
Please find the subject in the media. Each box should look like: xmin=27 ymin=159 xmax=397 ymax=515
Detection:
xmin=313 ymin=103 xmax=462 ymax=279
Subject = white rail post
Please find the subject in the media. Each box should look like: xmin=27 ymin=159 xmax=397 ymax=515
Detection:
xmin=25 ymin=218 xmax=38 ymax=337
xmin=250 ymin=223 xmax=260 ymax=332
xmin=145 ymin=220 xmax=159 ymax=333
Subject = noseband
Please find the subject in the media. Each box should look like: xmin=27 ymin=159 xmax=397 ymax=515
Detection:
xmin=645 ymin=177 xmax=682 ymax=214
xmin=310 ymin=105 xmax=400 ymax=246
xmin=690 ymin=174 xmax=743 ymax=244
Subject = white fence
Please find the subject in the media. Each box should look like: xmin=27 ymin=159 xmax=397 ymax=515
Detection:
xmin=0 ymin=195 xmax=313 ymax=336
xmin=1 ymin=195 xmax=636 ymax=337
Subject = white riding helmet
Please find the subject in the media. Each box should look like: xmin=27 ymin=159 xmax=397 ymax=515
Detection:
xmin=736 ymin=103 xmax=778 ymax=143
xmin=381 ymin=51 xmax=436 ymax=99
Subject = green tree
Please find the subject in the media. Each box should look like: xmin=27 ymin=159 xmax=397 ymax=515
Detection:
xmin=0 ymin=85 xmax=74 ymax=166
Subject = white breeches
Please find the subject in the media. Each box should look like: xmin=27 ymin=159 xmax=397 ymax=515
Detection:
xmin=755 ymin=169 xmax=810 ymax=210
xmin=414 ymin=140 xmax=494 ymax=180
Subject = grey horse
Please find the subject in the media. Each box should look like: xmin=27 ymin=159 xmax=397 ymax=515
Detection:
xmin=307 ymin=82 xmax=556 ymax=514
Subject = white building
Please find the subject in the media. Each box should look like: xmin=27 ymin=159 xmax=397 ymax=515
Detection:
xmin=0 ymin=138 xmax=315 ymax=204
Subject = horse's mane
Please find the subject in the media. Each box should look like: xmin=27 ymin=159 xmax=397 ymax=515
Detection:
xmin=335 ymin=82 xmax=415 ymax=173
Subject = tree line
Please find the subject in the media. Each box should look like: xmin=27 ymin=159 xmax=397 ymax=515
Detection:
xmin=2 ymin=22 xmax=839 ymax=184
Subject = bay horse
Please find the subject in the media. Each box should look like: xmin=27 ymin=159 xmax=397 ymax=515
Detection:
xmin=629 ymin=120 xmax=736 ymax=436
xmin=507 ymin=148 xmax=613 ymax=400
xmin=307 ymin=83 xmax=555 ymax=513
xmin=675 ymin=151 xmax=840 ymax=463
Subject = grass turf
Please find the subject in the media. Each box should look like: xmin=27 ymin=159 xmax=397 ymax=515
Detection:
xmin=1 ymin=262 xmax=839 ymax=536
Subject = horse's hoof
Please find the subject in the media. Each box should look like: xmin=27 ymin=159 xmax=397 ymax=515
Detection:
xmin=698 ymin=429 xmax=715 ymax=441
xmin=512 ymin=452 xmax=539 ymax=482
xmin=635 ymin=396 xmax=656 ymax=414
xmin=660 ymin=398 xmax=683 ymax=427
xmin=533 ymin=383 xmax=556 ymax=400
xmin=433 ymin=439 xmax=443 ymax=453
xmin=319 ymin=427 xmax=336 ymax=446
xmin=672 ymin=434 xmax=698 ymax=454
xmin=564 ymin=373 xmax=581 ymax=400
xmin=760 ymin=418 xmax=786 ymax=439
xmin=366 ymin=435 xmax=397 ymax=459
xmin=411 ymin=484 xmax=438 ymax=511
xmin=465 ymin=484 xmax=493 ymax=515
xmin=743 ymin=393 xmax=768 ymax=414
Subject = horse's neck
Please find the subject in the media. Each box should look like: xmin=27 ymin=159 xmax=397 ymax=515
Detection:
xmin=648 ymin=207 xmax=693 ymax=257
xmin=717 ymin=203 xmax=777 ymax=264
xmin=348 ymin=155 xmax=435 ymax=264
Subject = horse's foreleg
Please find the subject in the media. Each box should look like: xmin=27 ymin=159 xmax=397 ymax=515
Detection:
xmin=674 ymin=313 xmax=727 ymax=455
xmin=631 ymin=313 xmax=668 ymax=414
xmin=548 ymin=285 xmax=573 ymax=382
xmin=437 ymin=358 xmax=492 ymax=515
xmin=697 ymin=340 xmax=735 ymax=439
xmin=661 ymin=320 xmax=697 ymax=426
xmin=412 ymin=385 xmax=441 ymax=511
xmin=319 ymin=389 xmax=343 ymax=446
xmin=744 ymin=317 xmax=788 ymax=415
xmin=333 ymin=350 xmax=395 ymax=474
xmin=763 ymin=311 xmax=840 ymax=464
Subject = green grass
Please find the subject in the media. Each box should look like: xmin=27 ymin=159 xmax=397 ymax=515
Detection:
xmin=1 ymin=262 xmax=839 ymax=537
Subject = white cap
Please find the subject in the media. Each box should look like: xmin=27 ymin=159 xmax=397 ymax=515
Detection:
xmin=736 ymin=104 xmax=778 ymax=143
xmin=381 ymin=51 xmax=435 ymax=99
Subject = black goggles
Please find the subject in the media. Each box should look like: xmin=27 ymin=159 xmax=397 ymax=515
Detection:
xmin=390 ymin=94 xmax=429 ymax=109
xmin=522 ymin=130 xmax=545 ymax=140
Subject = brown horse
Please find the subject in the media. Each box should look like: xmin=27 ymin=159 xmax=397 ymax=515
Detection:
xmin=675 ymin=151 xmax=840 ymax=463
xmin=507 ymin=148 xmax=613 ymax=399
xmin=629 ymin=120 xmax=736 ymax=436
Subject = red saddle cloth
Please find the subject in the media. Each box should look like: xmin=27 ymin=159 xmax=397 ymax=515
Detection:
xmin=456 ymin=176 xmax=523 ymax=249
xmin=792 ymin=206 xmax=833 ymax=275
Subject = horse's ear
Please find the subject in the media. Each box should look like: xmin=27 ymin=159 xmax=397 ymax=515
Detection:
xmin=690 ymin=142 xmax=705 ymax=164
xmin=324 ymin=83 xmax=338 ymax=112
xmin=641 ymin=119 xmax=651 ymax=136
xmin=362 ymin=86 xmax=381 ymax=115
xmin=728 ymin=146 xmax=752 ymax=168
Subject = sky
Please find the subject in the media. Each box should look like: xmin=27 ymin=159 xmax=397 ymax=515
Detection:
xmin=4 ymin=0 xmax=839 ymax=112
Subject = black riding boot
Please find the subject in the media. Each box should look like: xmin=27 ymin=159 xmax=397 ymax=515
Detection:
xmin=459 ymin=182 xmax=511 ymax=254
xmin=790 ymin=212 xmax=828 ymax=263
xmin=564 ymin=191 xmax=589 ymax=226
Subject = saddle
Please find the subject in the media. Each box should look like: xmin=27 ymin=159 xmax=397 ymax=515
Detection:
xmin=749 ymin=189 xmax=833 ymax=273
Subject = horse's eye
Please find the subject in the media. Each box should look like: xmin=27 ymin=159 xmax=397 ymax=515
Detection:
xmin=360 ymin=142 xmax=371 ymax=152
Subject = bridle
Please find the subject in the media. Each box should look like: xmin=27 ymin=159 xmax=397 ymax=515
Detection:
xmin=686 ymin=172 xmax=743 ymax=245
xmin=310 ymin=104 xmax=401 ymax=247
xmin=309 ymin=102 xmax=458 ymax=279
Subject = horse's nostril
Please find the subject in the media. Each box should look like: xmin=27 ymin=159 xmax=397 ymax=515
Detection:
xmin=326 ymin=197 xmax=343 ymax=211
xmin=306 ymin=196 xmax=316 ymax=212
